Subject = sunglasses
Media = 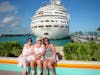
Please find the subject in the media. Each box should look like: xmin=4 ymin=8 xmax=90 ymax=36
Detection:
xmin=44 ymin=40 xmax=49 ymax=42
xmin=37 ymin=40 xmax=42 ymax=42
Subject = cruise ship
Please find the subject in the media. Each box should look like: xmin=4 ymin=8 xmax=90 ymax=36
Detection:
xmin=31 ymin=0 xmax=70 ymax=39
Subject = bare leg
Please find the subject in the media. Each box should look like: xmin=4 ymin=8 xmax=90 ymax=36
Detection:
xmin=22 ymin=60 xmax=27 ymax=75
xmin=43 ymin=60 xmax=48 ymax=75
xmin=36 ymin=60 xmax=42 ymax=75
xmin=47 ymin=61 xmax=55 ymax=75
xmin=30 ymin=60 xmax=35 ymax=75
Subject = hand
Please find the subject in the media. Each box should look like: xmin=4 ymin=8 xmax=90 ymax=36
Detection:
xmin=53 ymin=58 xmax=56 ymax=62
xmin=35 ymin=54 xmax=41 ymax=60
xmin=22 ymin=55 xmax=27 ymax=58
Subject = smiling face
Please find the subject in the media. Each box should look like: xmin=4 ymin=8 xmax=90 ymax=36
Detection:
xmin=43 ymin=38 xmax=50 ymax=45
xmin=36 ymin=37 xmax=42 ymax=44
xmin=27 ymin=38 xmax=32 ymax=45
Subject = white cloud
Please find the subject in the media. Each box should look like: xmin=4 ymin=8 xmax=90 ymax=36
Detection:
xmin=2 ymin=15 xmax=21 ymax=27
xmin=2 ymin=16 xmax=14 ymax=24
xmin=0 ymin=1 xmax=32 ymax=34
xmin=0 ymin=1 xmax=17 ymax=13
xmin=0 ymin=1 xmax=23 ymax=34
xmin=0 ymin=14 xmax=22 ymax=28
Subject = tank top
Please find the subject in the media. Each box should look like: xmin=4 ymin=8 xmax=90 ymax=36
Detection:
xmin=34 ymin=44 xmax=43 ymax=54
xmin=22 ymin=46 xmax=32 ymax=55
xmin=45 ymin=45 xmax=54 ymax=59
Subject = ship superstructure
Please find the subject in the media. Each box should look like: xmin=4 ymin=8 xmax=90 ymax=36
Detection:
xmin=31 ymin=0 xmax=70 ymax=39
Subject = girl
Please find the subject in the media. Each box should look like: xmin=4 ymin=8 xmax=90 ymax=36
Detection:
xmin=17 ymin=38 xmax=34 ymax=75
xmin=30 ymin=37 xmax=45 ymax=75
xmin=43 ymin=37 xmax=56 ymax=75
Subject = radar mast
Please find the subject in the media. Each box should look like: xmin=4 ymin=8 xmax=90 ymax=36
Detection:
xmin=51 ymin=0 xmax=61 ymax=5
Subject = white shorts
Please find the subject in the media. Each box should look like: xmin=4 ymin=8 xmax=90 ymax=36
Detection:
xmin=26 ymin=55 xmax=34 ymax=62
xmin=17 ymin=55 xmax=34 ymax=67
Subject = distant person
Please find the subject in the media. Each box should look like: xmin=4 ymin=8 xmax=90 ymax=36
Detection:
xmin=17 ymin=38 xmax=34 ymax=75
xmin=30 ymin=37 xmax=45 ymax=75
xmin=43 ymin=37 xmax=56 ymax=75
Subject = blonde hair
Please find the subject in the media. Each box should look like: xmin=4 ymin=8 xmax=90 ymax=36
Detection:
xmin=36 ymin=37 xmax=42 ymax=42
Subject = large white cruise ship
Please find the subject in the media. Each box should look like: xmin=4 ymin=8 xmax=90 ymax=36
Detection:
xmin=31 ymin=0 xmax=70 ymax=39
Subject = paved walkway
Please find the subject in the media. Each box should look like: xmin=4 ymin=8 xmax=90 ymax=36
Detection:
xmin=0 ymin=70 xmax=22 ymax=75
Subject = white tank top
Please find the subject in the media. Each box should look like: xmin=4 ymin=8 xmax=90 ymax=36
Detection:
xmin=34 ymin=44 xmax=43 ymax=54
xmin=22 ymin=46 xmax=32 ymax=55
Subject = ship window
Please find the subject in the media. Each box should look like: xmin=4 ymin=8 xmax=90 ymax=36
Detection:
xmin=32 ymin=21 xmax=36 ymax=23
xmin=54 ymin=25 xmax=59 ymax=27
xmin=60 ymin=18 xmax=65 ymax=19
xmin=34 ymin=26 xmax=37 ymax=28
xmin=44 ymin=33 xmax=48 ymax=35
xmin=59 ymin=9 xmax=66 ymax=12
xmin=38 ymin=26 xmax=44 ymax=27
xmin=67 ymin=22 xmax=69 ymax=24
xmin=61 ymin=21 xmax=65 ymax=23
xmin=60 ymin=10 xmax=66 ymax=12
xmin=51 ymin=20 xmax=54 ymax=22
xmin=56 ymin=16 xmax=66 ymax=19
xmin=45 ymin=12 xmax=52 ymax=13
xmin=61 ymin=21 xmax=63 ymax=23
xmin=46 ymin=25 xmax=52 ymax=27
xmin=40 ymin=20 xmax=44 ymax=22
xmin=64 ymin=21 xmax=66 ymax=23
xmin=60 ymin=26 xmax=64 ymax=27
xmin=45 ymin=20 xmax=49 ymax=22
xmin=65 ymin=26 xmax=68 ymax=28
xmin=55 ymin=12 xmax=63 ymax=14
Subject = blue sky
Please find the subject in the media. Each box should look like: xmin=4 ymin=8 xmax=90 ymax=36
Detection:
xmin=0 ymin=0 xmax=100 ymax=34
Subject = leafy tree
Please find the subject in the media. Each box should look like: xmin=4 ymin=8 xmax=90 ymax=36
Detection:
xmin=97 ymin=27 xmax=100 ymax=31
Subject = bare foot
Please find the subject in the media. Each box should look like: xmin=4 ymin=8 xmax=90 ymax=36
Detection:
xmin=23 ymin=72 xmax=27 ymax=75
xmin=52 ymin=73 xmax=56 ymax=75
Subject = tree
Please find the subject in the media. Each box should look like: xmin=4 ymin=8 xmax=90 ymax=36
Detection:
xmin=97 ymin=27 xmax=100 ymax=31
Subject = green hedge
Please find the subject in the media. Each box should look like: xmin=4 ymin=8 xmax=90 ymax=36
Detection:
xmin=63 ymin=42 xmax=100 ymax=61
xmin=0 ymin=41 xmax=22 ymax=57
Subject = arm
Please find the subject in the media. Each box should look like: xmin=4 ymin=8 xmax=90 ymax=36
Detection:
xmin=39 ymin=44 xmax=45 ymax=56
xmin=30 ymin=45 xmax=34 ymax=55
xmin=51 ymin=44 xmax=56 ymax=62
xmin=34 ymin=44 xmax=45 ymax=60
xmin=17 ymin=44 xmax=26 ymax=60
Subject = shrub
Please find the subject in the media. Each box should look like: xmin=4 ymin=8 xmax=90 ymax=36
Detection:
xmin=63 ymin=42 xmax=100 ymax=61
xmin=0 ymin=41 xmax=22 ymax=57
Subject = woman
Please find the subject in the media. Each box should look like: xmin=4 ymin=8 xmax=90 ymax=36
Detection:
xmin=43 ymin=37 xmax=56 ymax=75
xmin=30 ymin=37 xmax=45 ymax=75
xmin=17 ymin=38 xmax=34 ymax=75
